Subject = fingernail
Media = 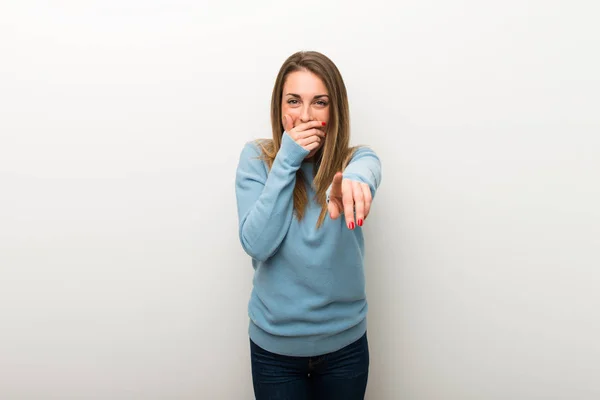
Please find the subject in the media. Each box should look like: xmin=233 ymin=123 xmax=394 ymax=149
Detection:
xmin=322 ymin=122 xmax=326 ymax=126
xmin=348 ymin=222 xmax=355 ymax=230
xmin=358 ymin=219 xmax=363 ymax=227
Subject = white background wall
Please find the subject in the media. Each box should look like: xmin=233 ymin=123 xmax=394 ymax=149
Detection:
xmin=1 ymin=1 xmax=599 ymax=399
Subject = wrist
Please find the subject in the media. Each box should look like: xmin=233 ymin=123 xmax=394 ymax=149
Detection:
xmin=278 ymin=132 xmax=310 ymax=167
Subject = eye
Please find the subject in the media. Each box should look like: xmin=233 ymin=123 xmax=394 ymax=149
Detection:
xmin=315 ymin=100 xmax=329 ymax=107
xmin=287 ymin=99 xmax=300 ymax=105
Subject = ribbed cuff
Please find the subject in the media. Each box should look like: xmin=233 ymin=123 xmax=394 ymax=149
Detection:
xmin=277 ymin=132 xmax=310 ymax=168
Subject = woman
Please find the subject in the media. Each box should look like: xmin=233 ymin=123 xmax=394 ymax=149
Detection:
xmin=235 ymin=50 xmax=382 ymax=400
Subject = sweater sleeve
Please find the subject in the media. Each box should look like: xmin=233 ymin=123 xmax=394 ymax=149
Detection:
xmin=235 ymin=133 xmax=309 ymax=262
xmin=327 ymin=146 xmax=382 ymax=201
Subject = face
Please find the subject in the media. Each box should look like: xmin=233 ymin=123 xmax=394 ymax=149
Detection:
xmin=281 ymin=70 xmax=330 ymax=158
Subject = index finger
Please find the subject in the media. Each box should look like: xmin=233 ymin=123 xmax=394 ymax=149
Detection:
xmin=330 ymin=172 xmax=343 ymax=197
xmin=294 ymin=120 xmax=327 ymax=132
xmin=342 ymin=179 xmax=355 ymax=229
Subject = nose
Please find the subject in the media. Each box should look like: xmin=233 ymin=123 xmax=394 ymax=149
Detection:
xmin=299 ymin=104 xmax=312 ymax=123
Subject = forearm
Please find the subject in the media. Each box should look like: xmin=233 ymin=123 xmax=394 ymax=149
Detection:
xmin=328 ymin=147 xmax=382 ymax=200
xmin=236 ymin=133 xmax=308 ymax=261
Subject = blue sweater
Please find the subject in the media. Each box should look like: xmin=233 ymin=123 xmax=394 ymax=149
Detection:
xmin=235 ymin=132 xmax=382 ymax=357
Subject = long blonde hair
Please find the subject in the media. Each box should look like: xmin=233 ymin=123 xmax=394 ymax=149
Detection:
xmin=257 ymin=51 xmax=357 ymax=228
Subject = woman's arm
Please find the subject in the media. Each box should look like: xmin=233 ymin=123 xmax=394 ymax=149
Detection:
xmin=327 ymin=147 xmax=382 ymax=228
xmin=235 ymin=133 xmax=309 ymax=262
xmin=340 ymin=147 xmax=382 ymax=198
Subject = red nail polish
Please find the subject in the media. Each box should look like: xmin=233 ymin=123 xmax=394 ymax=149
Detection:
xmin=349 ymin=222 xmax=355 ymax=230
xmin=358 ymin=219 xmax=363 ymax=227
xmin=322 ymin=122 xmax=326 ymax=126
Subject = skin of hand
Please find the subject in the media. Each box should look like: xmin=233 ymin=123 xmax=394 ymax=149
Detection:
xmin=327 ymin=172 xmax=372 ymax=230
xmin=282 ymin=114 xmax=326 ymax=156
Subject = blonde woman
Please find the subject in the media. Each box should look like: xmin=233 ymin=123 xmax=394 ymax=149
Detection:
xmin=235 ymin=51 xmax=382 ymax=400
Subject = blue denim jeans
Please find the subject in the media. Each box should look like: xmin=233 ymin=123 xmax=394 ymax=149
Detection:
xmin=250 ymin=332 xmax=369 ymax=400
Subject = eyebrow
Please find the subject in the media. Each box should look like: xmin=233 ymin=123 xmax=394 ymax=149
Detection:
xmin=286 ymin=93 xmax=330 ymax=99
